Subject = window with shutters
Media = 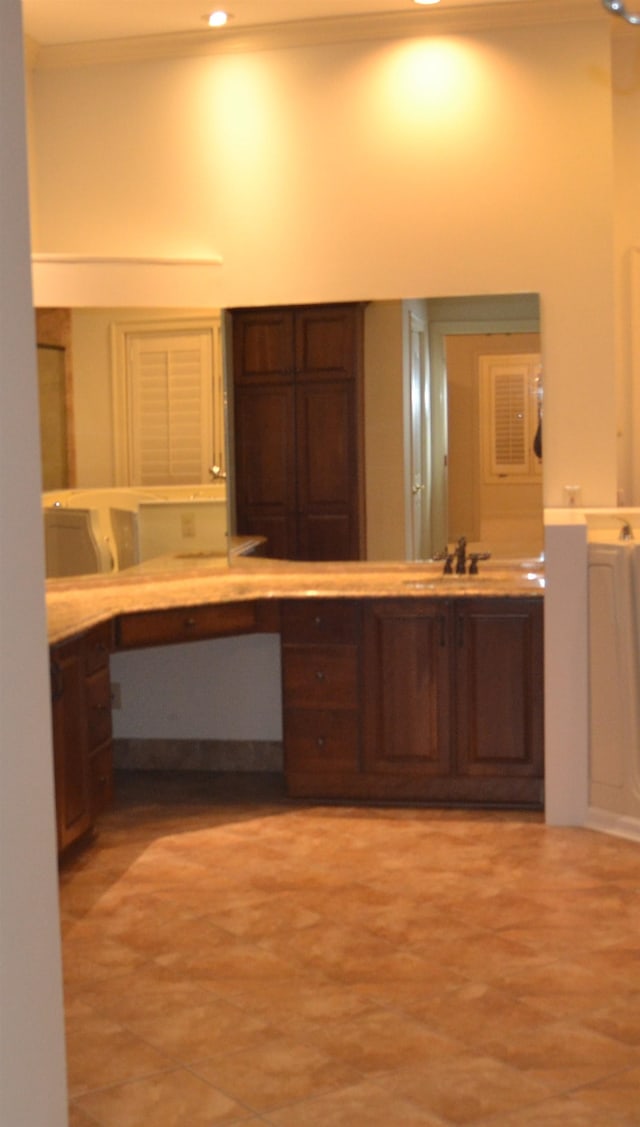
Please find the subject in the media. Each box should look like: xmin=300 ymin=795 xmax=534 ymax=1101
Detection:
xmin=111 ymin=317 xmax=224 ymax=486
xmin=480 ymin=353 xmax=542 ymax=483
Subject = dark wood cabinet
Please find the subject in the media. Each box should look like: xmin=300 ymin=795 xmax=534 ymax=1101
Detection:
xmin=231 ymin=304 xmax=365 ymax=561
xmin=283 ymin=595 xmax=544 ymax=807
xmin=281 ymin=599 xmax=362 ymax=788
xmin=362 ymin=598 xmax=452 ymax=779
xmin=452 ymin=597 xmax=544 ymax=801
xmin=50 ymin=621 xmax=113 ymax=856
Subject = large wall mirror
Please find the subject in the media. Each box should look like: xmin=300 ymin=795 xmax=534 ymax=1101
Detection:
xmin=37 ymin=292 xmax=541 ymax=577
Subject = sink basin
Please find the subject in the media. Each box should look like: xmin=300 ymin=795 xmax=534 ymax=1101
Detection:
xmin=402 ymin=568 xmax=545 ymax=590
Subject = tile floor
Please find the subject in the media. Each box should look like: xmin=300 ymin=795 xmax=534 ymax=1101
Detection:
xmin=61 ymin=772 xmax=640 ymax=1126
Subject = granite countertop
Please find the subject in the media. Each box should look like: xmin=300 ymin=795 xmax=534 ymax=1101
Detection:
xmin=45 ymin=556 xmax=545 ymax=645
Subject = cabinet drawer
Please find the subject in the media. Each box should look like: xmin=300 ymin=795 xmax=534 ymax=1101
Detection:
xmin=116 ymin=601 xmax=262 ymax=649
xmin=86 ymin=668 xmax=112 ymax=750
xmin=284 ymin=709 xmax=360 ymax=771
xmin=282 ymin=645 xmax=359 ymax=709
xmin=85 ymin=620 xmax=112 ymax=673
xmin=281 ymin=599 xmax=360 ymax=644
xmin=90 ymin=743 xmax=114 ymax=817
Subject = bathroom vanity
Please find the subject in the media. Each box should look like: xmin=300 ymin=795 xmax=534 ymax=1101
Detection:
xmin=47 ymin=561 xmax=544 ymax=855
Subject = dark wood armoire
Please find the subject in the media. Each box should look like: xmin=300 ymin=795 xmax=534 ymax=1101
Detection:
xmin=230 ymin=303 xmax=365 ymax=561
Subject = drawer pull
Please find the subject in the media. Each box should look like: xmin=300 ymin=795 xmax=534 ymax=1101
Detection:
xmin=184 ymin=617 xmax=197 ymax=628
xmin=315 ymin=670 xmax=326 ymax=681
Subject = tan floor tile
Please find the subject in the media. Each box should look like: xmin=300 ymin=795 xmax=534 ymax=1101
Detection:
xmin=490 ymin=958 xmax=625 ymax=1019
xmin=68 ymin=1103 xmax=102 ymax=1126
xmin=61 ymin=935 xmax=148 ymax=990
xmin=265 ymin=1079 xmax=447 ymax=1126
xmin=291 ymin=1007 xmax=463 ymax=1072
xmin=61 ymin=777 xmax=640 ymax=1125
xmin=480 ymin=1017 xmax=638 ymax=1076
xmin=193 ymin=1033 xmax=361 ymax=1112
xmin=207 ymin=890 xmax=321 ymax=939
xmin=375 ymin=1052 xmax=553 ymax=1124
xmin=476 ymin=1093 xmax=640 ymax=1126
xmin=407 ymin=981 xmax=552 ymax=1044
xmin=74 ymin=1067 xmax=253 ymax=1126
xmin=411 ymin=930 xmax=549 ymax=984
xmin=114 ymin=995 xmax=271 ymax=1064
xmin=572 ymin=1064 xmax=640 ymax=1117
xmin=579 ymin=1000 xmax=640 ymax=1046
xmin=227 ymin=976 xmax=378 ymax=1030
xmin=65 ymin=1011 xmax=174 ymax=1098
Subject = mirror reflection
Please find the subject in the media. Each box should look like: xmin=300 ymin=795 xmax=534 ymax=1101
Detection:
xmin=37 ymin=293 xmax=541 ymax=578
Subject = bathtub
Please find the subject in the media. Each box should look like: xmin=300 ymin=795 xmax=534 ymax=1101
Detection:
xmin=586 ymin=509 xmax=640 ymax=840
xmin=43 ymin=483 xmax=228 ymax=575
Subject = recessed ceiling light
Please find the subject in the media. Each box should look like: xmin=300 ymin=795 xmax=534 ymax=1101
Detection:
xmin=208 ymin=10 xmax=229 ymax=28
xmin=413 ymin=1 xmax=442 ymax=6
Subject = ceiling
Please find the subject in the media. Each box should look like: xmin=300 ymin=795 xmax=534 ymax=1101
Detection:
xmin=21 ymin=0 xmax=586 ymax=48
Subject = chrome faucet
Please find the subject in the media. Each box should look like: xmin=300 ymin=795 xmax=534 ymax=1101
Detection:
xmin=454 ymin=536 xmax=467 ymax=574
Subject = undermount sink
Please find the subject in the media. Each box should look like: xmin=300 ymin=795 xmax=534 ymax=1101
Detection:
xmin=402 ymin=567 xmax=545 ymax=590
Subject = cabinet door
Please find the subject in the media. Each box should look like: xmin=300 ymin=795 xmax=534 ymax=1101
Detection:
xmin=232 ymin=308 xmax=295 ymax=383
xmin=231 ymin=304 xmax=364 ymax=562
xmin=363 ymin=599 xmax=451 ymax=776
xmin=295 ymin=305 xmax=360 ymax=382
xmin=234 ymin=383 xmax=297 ymax=558
xmin=51 ymin=643 xmax=91 ymax=854
xmin=453 ymin=597 xmax=543 ymax=779
xmin=296 ymin=380 xmax=360 ymax=560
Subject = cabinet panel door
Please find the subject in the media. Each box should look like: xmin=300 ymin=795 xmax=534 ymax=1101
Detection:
xmin=453 ymin=598 xmax=543 ymax=777
xmin=51 ymin=646 xmax=91 ymax=853
xmin=295 ymin=305 xmax=360 ymax=380
xmin=232 ymin=309 xmax=294 ymax=383
xmin=296 ymin=381 xmax=360 ymax=560
xmin=234 ymin=383 xmax=297 ymax=558
xmin=363 ymin=599 xmax=451 ymax=775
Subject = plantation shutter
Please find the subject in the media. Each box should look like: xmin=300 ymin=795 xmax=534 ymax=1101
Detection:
xmin=126 ymin=331 xmax=213 ymax=485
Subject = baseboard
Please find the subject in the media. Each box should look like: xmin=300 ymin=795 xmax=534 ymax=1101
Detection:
xmin=586 ymin=805 xmax=640 ymax=843
xmin=113 ymin=738 xmax=283 ymax=773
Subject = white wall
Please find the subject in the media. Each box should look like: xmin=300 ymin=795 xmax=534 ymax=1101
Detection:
xmin=111 ymin=634 xmax=282 ymax=740
xmin=1 ymin=2 xmax=67 ymax=1122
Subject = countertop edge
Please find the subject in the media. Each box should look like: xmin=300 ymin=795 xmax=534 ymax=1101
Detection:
xmin=46 ymin=559 xmax=544 ymax=646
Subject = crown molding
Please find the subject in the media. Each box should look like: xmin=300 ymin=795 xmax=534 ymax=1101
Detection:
xmin=31 ymin=253 xmax=223 ymax=267
xmin=30 ymin=0 xmax=602 ymax=72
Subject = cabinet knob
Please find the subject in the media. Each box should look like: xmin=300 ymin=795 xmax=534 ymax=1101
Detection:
xmin=184 ymin=617 xmax=197 ymax=628
xmin=317 ymin=736 xmax=326 ymax=750
xmin=314 ymin=615 xmax=322 ymax=627
xmin=315 ymin=670 xmax=325 ymax=681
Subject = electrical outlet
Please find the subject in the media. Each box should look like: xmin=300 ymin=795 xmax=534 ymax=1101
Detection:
xmin=181 ymin=513 xmax=196 ymax=538
xmin=111 ymin=682 xmax=122 ymax=709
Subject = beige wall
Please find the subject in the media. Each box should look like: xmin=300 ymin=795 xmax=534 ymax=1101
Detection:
xmin=29 ymin=15 xmax=618 ymax=512
xmin=612 ymin=25 xmax=640 ymax=502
